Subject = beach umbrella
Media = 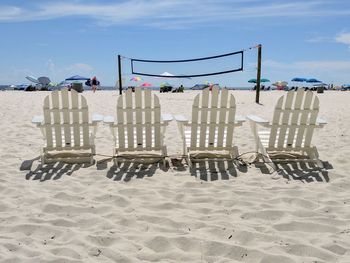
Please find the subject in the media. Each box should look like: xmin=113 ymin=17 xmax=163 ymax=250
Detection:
xmin=65 ymin=75 xmax=90 ymax=81
xmin=248 ymin=78 xmax=270 ymax=83
xmin=291 ymin=77 xmax=308 ymax=82
xmin=141 ymin=82 xmax=152 ymax=87
xmin=273 ymin=81 xmax=288 ymax=90
xmin=272 ymin=81 xmax=288 ymax=86
xmin=306 ymin=78 xmax=322 ymax=83
xmin=130 ymin=76 xmax=142 ymax=81
xmin=26 ymin=76 xmax=40 ymax=84
xmin=160 ymin=82 xmax=172 ymax=87
xmin=160 ymin=72 xmax=174 ymax=77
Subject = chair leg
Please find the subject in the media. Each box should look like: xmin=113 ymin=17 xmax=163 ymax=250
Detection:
xmin=113 ymin=148 xmax=119 ymax=167
xmin=261 ymin=149 xmax=277 ymax=171
xmin=308 ymin=147 xmax=323 ymax=168
xmin=230 ymin=146 xmax=239 ymax=158
xmin=187 ymin=153 xmax=192 ymax=168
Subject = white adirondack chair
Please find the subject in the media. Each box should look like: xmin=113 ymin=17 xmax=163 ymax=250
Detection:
xmin=104 ymin=88 xmax=172 ymax=166
xmin=174 ymin=86 xmax=245 ymax=166
xmin=247 ymin=90 xmax=327 ymax=169
xmin=32 ymin=89 xmax=102 ymax=164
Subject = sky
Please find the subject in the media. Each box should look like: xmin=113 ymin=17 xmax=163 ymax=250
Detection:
xmin=0 ymin=0 xmax=350 ymax=87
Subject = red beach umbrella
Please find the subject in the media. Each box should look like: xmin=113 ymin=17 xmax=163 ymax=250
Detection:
xmin=141 ymin=82 xmax=152 ymax=87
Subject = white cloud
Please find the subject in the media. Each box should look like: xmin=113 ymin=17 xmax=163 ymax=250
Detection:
xmin=0 ymin=1 xmax=349 ymax=28
xmin=335 ymin=32 xmax=350 ymax=48
xmin=0 ymin=61 xmax=94 ymax=84
xmin=46 ymin=59 xmax=55 ymax=75
xmin=305 ymin=36 xmax=331 ymax=43
xmin=0 ymin=68 xmax=34 ymax=84
xmin=65 ymin=63 xmax=94 ymax=73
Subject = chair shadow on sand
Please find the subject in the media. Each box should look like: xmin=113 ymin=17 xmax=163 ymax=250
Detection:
xmin=105 ymin=161 xmax=168 ymax=182
xmin=20 ymin=157 xmax=92 ymax=181
xmin=189 ymin=160 xmax=248 ymax=181
xmin=254 ymin=160 xmax=333 ymax=183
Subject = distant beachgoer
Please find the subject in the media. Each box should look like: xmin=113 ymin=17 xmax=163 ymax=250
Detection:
xmin=92 ymin=76 xmax=98 ymax=93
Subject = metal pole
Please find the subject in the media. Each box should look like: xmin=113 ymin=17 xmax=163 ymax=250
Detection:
xmin=256 ymin=44 xmax=262 ymax=103
xmin=118 ymin=55 xmax=123 ymax=95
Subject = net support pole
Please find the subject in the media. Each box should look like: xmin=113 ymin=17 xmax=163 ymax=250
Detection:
xmin=256 ymin=44 xmax=262 ymax=103
xmin=118 ymin=55 xmax=123 ymax=95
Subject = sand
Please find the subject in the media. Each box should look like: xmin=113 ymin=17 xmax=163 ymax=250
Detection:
xmin=0 ymin=90 xmax=349 ymax=262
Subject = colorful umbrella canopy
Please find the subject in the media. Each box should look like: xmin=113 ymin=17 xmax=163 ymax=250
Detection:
xmin=141 ymin=82 xmax=152 ymax=87
xmin=306 ymin=78 xmax=321 ymax=83
xmin=248 ymin=78 xmax=270 ymax=83
xmin=291 ymin=77 xmax=308 ymax=82
xmin=130 ymin=76 xmax=142 ymax=81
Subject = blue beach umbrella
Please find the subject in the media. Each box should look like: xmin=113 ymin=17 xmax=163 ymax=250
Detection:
xmin=291 ymin=77 xmax=308 ymax=82
xmin=248 ymin=78 xmax=270 ymax=83
xmin=306 ymin=78 xmax=322 ymax=83
xmin=65 ymin=75 xmax=90 ymax=81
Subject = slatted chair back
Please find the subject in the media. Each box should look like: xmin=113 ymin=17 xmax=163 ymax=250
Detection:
xmin=190 ymin=86 xmax=236 ymax=150
xmin=269 ymin=89 xmax=319 ymax=150
xmin=116 ymin=88 xmax=162 ymax=151
xmin=43 ymin=89 xmax=90 ymax=150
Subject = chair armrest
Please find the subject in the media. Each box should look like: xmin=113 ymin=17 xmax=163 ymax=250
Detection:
xmin=103 ymin=116 xmax=115 ymax=124
xmin=32 ymin=115 xmax=44 ymax=125
xmin=92 ymin=114 xmax=103 ymax=123
xmin=247 ymin=115 xmax=269 ymax=124
xmin=161 ymin=114 xmax=173 ymax=123
xmin=316 ymin=117 xmax=327 ymax=125
xmin=174 ymin=115 xmax=189 ymax=123
xmin=316 ymin=117 xmax=327 ymax=127
xmin=235 ymin=115 xmax=246 ymax=124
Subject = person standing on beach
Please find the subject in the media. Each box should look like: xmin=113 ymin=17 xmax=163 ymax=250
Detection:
xmin=92 ymin=76 xmax=98 ymax=93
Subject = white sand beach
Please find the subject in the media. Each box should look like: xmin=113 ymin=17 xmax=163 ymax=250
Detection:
xmin=0 ymin=90 xmax=349 ymax=262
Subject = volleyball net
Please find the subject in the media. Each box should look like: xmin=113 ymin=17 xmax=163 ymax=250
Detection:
xmin=125 ymin=50 xmax=244 ymax=78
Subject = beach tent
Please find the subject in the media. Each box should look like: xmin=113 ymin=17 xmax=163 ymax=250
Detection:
xmin=65 ymin=75 xmax=90 ymax=81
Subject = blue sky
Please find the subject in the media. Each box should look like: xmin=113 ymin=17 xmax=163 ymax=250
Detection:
xmin=0 ymin=0 xmax=350 ymax=87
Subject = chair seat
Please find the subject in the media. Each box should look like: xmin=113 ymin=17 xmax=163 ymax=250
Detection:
xmin=258 ymin=130 xmax=306 ymax=149
xmin=184 ymin=130 xmax=231 ymax=148
xmin=115 ymin=130 xmax=164 ymax=150
xmin=47 ymin=131 xmax=93 ymax=148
